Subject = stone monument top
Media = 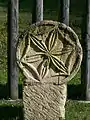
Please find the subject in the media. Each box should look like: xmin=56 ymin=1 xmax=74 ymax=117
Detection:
xmin=17 ymin=20 xmax=82 ymax=85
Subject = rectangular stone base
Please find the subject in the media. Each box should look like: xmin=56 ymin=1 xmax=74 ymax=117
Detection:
xmin=23 ymin=83 xmax=67 ymax=120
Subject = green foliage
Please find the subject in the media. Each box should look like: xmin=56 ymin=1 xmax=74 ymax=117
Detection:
xmin=0 ymin=21 xmax=7 ymax=83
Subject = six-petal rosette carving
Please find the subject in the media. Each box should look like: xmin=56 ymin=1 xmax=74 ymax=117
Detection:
xmin=16 ymin=20 xmax=82 ymax=84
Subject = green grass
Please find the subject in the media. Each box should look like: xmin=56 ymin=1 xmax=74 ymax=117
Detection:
xmin=0 ymin=0 xmax=89 ymax=120
xmin=0 ymin=100 xmax=23 ymax=120
xmin=66 ymin=101 xmax=90 ymax=120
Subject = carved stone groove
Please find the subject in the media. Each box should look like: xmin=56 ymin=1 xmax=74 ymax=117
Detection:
xmin=16 ymin=20 xmax=82 ymax=120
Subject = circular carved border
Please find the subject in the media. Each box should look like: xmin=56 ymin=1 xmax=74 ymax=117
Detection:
xmin=16 ymin=20 xmax=83 ymax=84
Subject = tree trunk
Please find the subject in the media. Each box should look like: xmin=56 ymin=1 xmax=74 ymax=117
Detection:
xmin=32 ymin=0 xmax=43 ymax=23
xmin=7 ymin=0 xmax=19 ymax=99
xmin=81 ymin=0 xmax=90 ymax=100
xmin=59 ymin=0 xmax=70 ymax=25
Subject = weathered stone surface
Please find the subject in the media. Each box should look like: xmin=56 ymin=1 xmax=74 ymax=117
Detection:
xmin=16 ymin=20 xmax=82 ymax=120
xmin=23 ymin=83 xmax=67 ymax=120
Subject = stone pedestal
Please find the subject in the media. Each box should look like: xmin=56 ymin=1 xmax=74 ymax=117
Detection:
xmin=23 ymin=83 xmax=67 ymax=120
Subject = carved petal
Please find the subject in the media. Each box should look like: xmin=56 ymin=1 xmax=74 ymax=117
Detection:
xmin=17 ymin=33 xmax=30 ymax=61
xmin=20 ymin=33 xmax=30 ymax=60
xmin=58 ymin=28 xmax=75 ymax=46
xmin=48 ymin=30 xmax=55 ymax=51
xmin=29 ymin=34 xmax=47 ymax=52
xmin=50 ymin=55 xmax=68 ymax=75
xmin=38 ymin=59 xmax=49 ymax=79
xmin=20 ymin=61 xmax=41 ymax=82
xmin=46 ymin=29 xmax=58 ymax=51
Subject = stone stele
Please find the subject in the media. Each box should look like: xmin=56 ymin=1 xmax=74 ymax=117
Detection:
xmin=16 ymin=20 xmax=82 ymax=120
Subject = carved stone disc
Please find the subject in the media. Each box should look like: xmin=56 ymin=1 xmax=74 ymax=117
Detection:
xmin=16 ymin=20 xmax=82 ymax=84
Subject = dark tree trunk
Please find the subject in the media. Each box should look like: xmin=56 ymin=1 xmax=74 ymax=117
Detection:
xmin=59 ymin=0 xmax=70 ymax=25
xmin=7 ymin=0 xmax=19 ymax=99
xmin=81 ymin=0 xmax=90 ymax=100
xmin=32 ymin=0 xmax=43 ymax=23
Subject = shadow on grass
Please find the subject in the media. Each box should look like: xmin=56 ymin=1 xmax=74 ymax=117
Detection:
xmin=0 ymin=84 xmax=8 ymax=99
xmin=0 ymin=84 xmax=23 ymax=120
xmin=0 ymin=84 xmax=23 ymax=99
xmin=0 ymin=106 xmax=23 ymax=120
xmin=67 ymin=84 xmax=83 ymax=100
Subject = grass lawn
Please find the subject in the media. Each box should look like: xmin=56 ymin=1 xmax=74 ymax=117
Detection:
xmin=0 ymin=0 xmax=90 ymax=120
